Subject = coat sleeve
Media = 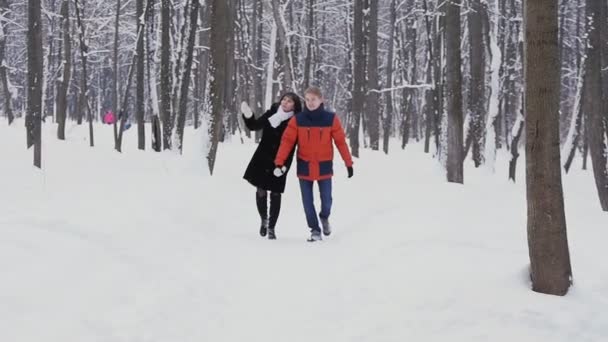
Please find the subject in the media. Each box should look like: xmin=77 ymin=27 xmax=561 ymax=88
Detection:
xmin=243 ymin=103 xmax=279 ymax=131
xmin=331 ymin=115 xmax=353 ymax=167
xmin=243 ymin=111 xmax=270 ymax=131
xmin=274 ymin=117 xmax=298 ymax=166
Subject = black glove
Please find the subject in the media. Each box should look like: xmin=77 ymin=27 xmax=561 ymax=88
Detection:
xmin=347 ymin=166 xmax=354 ymax=178
xmin=270 ymin=102 xmax=280 ymax=112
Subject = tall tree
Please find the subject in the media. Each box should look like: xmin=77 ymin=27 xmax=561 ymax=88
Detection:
xmin=466 ymin=0 xmax=485 ymax=167
xmin=135 ymin=0 xmax=146 ymax=150
xmin=302 ymin=0 xmax=314 ymax=92
xmin=601 ymin=0 xmax=608 ymax=109
xmin=507 ymin=0 xmax=525 ymax=180
xmin=56 ymin=0 xmax=71 ymax=140
xmin=0 ymin=0 xmax=14 ymax=125
xmin=365 ymin=0 xmax=380 ymax=151
xmin=584 ymin=0 xmax=608 ymax=211
xmin=160 ymin=0 xmax=172 ymax=149
xmin=194 ymin=3 xmax=210 ymax=130
xmin=74 ymin=0 xmax=94 ymax=146
xmin=350 ymin=0 xmax=365 ymax=158
xmin=445 ymin=0 xmax=464 ymax=183
xmin=206 ymin=0 xmax=229 ymax=173
xmin=400 ymin=3 xmax=419 ymax=149
xmin=524 ymin=0 xmax=572 ymax=295
xmin=27 ymin=0 xmax=43 ymax=167
xmin=173 ymin=0 xmax=199 ymax=151
xmin=271 ymin=0 xmax=296 ymax=91
xmin=112 ymin=0 xmax=121 ymax=144
xmin=145 ymin=0 xmax=160 ymax=151
xmin=421 ymin=0 xmax=436 ymax=153
xmin=382 ymin=0 xmax=396 ymax=154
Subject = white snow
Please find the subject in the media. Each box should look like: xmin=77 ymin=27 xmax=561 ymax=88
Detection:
xmin=1 ymin=119 xmax=607 ymax=342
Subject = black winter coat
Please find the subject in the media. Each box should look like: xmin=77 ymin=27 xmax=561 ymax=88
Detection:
xmin=243 ymin=104 xmax=296 ymax=193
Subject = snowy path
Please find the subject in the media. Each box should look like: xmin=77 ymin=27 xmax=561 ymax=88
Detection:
xmin=1 ymin=122 xmax=607 ymax=341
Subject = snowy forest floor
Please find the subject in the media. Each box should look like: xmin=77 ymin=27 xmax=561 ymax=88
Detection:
xmin=1 ymin=120 xmax=608 ymax=342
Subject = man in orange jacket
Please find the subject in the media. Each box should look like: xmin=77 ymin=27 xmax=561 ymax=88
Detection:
xmin=274 ymin=86 xmax=354 ymax=242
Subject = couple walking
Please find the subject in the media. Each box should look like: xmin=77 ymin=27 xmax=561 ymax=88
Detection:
xmin=242 ymin=87 xmax=354 ymax=242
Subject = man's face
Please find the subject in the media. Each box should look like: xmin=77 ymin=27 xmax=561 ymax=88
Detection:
xmin=305 ymin=93 xmax=323 ymax=111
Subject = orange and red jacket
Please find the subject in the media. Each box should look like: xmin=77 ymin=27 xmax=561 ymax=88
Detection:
xmin=274 ymin=105 xmax=353 ymax=181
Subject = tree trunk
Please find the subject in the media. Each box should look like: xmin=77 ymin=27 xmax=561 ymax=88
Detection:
xmin=562 ymin=61 xmax=586 ymax=173
xmin=251 ymin=0 xmax=263 ymax=142
xmin=584 ymin=0 xmax=608 ymax=211
xmin=171 ymin=0 xmax=190 ymax=119
xmin=433 ymin=10 xmax=444 ymax=153
xmin=398 ymin=19 xmax=409 ymax=149
xmin=206 ymin=0 xmax=229 ymax=173
xmin=484 ymin=0 xmax=504 ymax=171
xmin=194 ymin=3 xmax=210 ymax=130
xmin=382 ymin=0 xmax=396 ymax=155
xmin=56 ymin=0 xmax=71 ymax=140
xmin=524 ymin=0 xmax=572 ymax=295
xmin=160 ymin=0 xmax=172 ymax=149
xmin=135 ymin=0 xmax=145 ymax=150
xmin=115 ymin=57 xmax=137 ymax=152
xmin=408 ymin=11 xmax=419 ymax=143
xmin=600 ymin=0 xmax=608 ymax=111
xmin=582 ymin=114 xmax=589 ymax=170
xmin=174 ymin=0 xmax=199 ymax=152
xmin=74 ymin=0 xmax=94 ymax=147
xmin=508 ymin=105 xmax=524 ymax=182
xmin=271 ymin=0 xmax=296 ymax=91
xmin=365 ymin=0 xmax=379 ymax=151
xmin=112 ymin=0 xmax=120 ymax=145
xmin=302 ymin=0 xmax=314 ymax=92
xmin=445 ymin=0 xmax=464 ymax=183
xmin=115 ymin=19 xmax=144 ymax=152
xmin=0 ymin=0 xmax=14 ymax=125
xmin=467 ymin=0 xmax=485 ymax=167
xmin=28 ymin=0 xmax=43 ymax=167
xmin=43 ymin=0 xmax=57 ymax=124
xmin=350 ymin=0 xmax=365 ymax=158
xmin=222 ymin=0 xmax=237 ymax=141
xmin=422 ymin=0 xmax=435 ymax=153
xmin=145 ymin=0 xmax=160 ymax=151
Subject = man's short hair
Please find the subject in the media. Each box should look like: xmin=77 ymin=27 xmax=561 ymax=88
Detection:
xmin=304 ymin=86 xmax=323 ymax=98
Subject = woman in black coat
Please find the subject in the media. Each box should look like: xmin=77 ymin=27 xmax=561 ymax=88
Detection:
xmin=242 ymin=92 xmax=302 ymax=239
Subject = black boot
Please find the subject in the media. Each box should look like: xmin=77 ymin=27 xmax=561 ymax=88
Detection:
xmin=267 ymin=227 xmax=276 ymax=240
xmin=261 ymin=219 xmax=269 ymax=237
xmin=267 ymin=192 xmax=282 ymax=240
xmin=256 ymin=188 xmax=268 ymax=237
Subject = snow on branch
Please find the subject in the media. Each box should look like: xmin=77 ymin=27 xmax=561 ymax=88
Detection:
xmin=369 ymin=84 xmax=433 ymax=94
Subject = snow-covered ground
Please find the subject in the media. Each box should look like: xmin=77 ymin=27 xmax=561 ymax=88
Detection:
xmin=1 ymin=119 xmax=607 ymax=341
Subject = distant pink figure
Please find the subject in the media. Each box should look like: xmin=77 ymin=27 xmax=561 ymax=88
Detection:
xmin=103 ymin=111 xmax=116 ymax=125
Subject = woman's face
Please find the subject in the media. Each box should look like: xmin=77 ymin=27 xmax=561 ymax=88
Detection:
xmin=280 ymin=96 xmax=296 ymax=112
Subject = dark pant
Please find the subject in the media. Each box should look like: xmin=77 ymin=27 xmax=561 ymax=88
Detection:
xmin=256 ymin=188 xmax=282 ymax=229
xmin=299 ymin=179 xmax=332 ymax=234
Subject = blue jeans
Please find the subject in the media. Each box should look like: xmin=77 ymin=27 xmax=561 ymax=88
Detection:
xmin=299 ymin=179 xmax=332 ymax=234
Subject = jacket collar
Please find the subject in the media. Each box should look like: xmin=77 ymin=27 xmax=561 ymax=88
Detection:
xmin=303 ymin=103 xmax=325 ymax=117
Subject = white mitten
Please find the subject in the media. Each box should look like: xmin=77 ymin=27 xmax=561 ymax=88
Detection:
xmin=273 ymin=166 xmax=287 ymax=177
xmin=241 ymin=102 xmax=253 ymax=118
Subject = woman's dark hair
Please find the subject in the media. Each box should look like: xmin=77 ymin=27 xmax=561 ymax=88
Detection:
xmin=279 ymin=92 xmax=303 ymax=113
